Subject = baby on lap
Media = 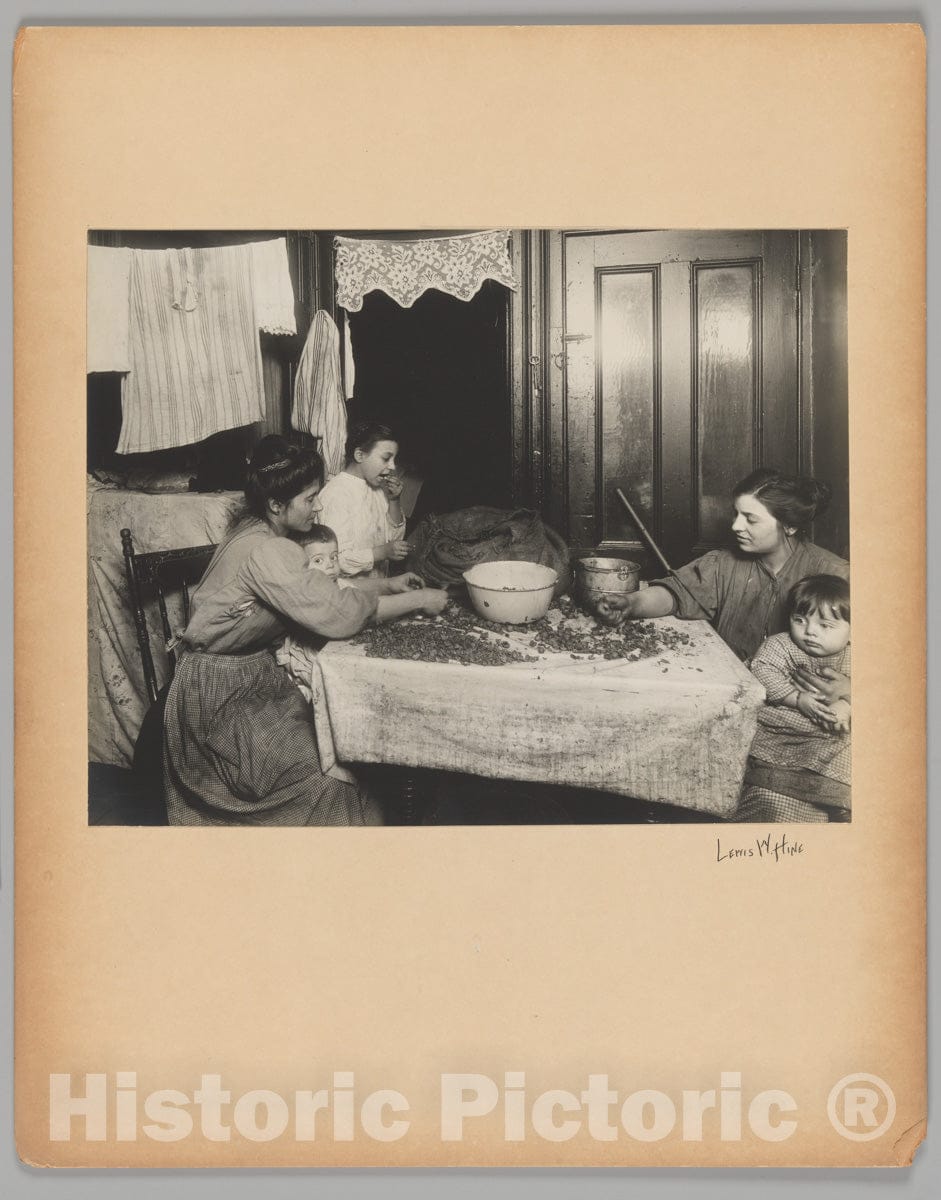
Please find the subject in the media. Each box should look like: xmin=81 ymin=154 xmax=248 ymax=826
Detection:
xmin=277 ymin=524 xmax=353 ymax=701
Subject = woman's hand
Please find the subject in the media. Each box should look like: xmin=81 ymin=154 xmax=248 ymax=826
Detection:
xmin=594 ymin=593 xmax=641 ymax=626
xmin=386 ymin=572 xmax=425 ymax=593
xmin=374 ymin=586 xmax=446 ymax=624
xmin=376 ymin=539 xmax=411 ymax=563
xmin=416 ymin=588 xmax=448 ymax=616
xmin=791 ymin=665 xmax=850 ymax=705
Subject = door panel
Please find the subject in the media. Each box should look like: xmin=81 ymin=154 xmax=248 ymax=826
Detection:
xmin=693 ymin=260 xmax=759 ymax=547
xmin=554 ymin=230 xmax=799 ymax=568
xmin=598 ymin=268 xmax=659 ymax=546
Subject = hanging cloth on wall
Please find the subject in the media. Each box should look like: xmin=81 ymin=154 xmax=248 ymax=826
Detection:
xmin=342 ymin=309 xmax=355 ymax=400
xmin=250 ymin=237 xmax=297 ymax=335
xmin=117 ymin=245 xmax=266 ymax=453
xmin=87 ymin=239 xmax=295 ymax=382
xmin=87 ymin=245 xmax=132 ymax=373
xmin=292 ymin=310 xmax=347 ymax=480
xmin=334 ymin=229 xmax=517 ymax=312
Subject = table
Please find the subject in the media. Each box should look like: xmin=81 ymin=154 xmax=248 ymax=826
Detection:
xmin=315 ymin=616 xmax=764 ymax=817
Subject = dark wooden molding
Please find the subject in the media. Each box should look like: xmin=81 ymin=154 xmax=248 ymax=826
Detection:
xmin=509 ymin=230 xmax=552 ymax=512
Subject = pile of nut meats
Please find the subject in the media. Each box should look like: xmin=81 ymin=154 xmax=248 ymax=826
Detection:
xmin=349 ymin=594 xmax=692 ymax=667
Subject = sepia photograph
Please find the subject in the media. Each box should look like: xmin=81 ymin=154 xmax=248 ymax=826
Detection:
xmin=16 ymin=21 xmax=924 ymax=1171
xmin=86 ymin=227 xmax=850 ymax=828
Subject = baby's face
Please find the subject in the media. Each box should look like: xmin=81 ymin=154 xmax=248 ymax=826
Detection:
xmin=789 ymin=605 xmax=850 ymax=658
xmin=308 ymin=541 xmax=340 ymax=581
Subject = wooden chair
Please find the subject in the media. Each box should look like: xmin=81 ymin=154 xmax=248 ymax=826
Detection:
xmin=120 ymin=528 xmax=216 ymax=705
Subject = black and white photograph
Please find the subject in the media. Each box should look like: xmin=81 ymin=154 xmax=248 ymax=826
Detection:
xmin=86 ymin=227 xmax=850 ymax=829
xmin=15 ymin=18 xmax=925 ymax=1176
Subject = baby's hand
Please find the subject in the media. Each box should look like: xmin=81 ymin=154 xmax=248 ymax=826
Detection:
xmin=819 ymin=698 xmax=851 ymax=734
xmin=795 ymin=690 xmax=833 ymax=727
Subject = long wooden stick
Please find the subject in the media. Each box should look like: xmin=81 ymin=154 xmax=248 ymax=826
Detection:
xmin=615 ymin=488 xmax=714 ymax=621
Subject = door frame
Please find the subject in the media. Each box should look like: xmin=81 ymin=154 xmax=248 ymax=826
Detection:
xmin=536 ymin=229 xmax=835 ymax=557
xmin=508 ymin=229 xmax=551 ymax=511
xmin=510 ymin=229 xmax=847 ymax=559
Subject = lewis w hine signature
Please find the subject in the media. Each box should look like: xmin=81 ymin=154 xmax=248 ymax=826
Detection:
xmin=716 ymin=833 xmax=805 ymax=864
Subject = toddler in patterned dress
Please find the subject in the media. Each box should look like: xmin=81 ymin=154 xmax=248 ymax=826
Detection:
xmin=737 ymin=574 xmax=851 ymax=823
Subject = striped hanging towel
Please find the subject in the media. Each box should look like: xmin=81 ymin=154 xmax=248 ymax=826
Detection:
xmin=117 ymin=245 xmax=266 ymax=453
xmin=292 ymin=310 xmax=347 ymax=479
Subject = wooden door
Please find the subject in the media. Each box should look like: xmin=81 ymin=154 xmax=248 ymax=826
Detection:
xmin=547 ymin=230 xmax=800 ymax=569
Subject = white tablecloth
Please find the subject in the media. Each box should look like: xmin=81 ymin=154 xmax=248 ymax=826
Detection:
xmin=312 ymin=616 xmax=764 ymax=816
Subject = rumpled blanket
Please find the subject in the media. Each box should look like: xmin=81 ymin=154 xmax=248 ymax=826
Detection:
xmin=406 ymin=507 xmax=572 ymax=595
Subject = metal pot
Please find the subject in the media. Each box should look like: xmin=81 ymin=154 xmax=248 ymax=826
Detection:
xmin=575 ymin=556 xmax=642 ymax=607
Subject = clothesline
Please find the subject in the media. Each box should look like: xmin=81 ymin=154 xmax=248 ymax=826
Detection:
xmin=336 ymin=229 xmax=504 ymax=244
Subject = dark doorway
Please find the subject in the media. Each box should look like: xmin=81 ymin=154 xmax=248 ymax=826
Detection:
xmin=346 ymin=281 xmax=511 ymax=516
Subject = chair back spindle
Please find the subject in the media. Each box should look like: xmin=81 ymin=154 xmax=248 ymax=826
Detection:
xmin=120 ymin=527 xmax=216 ymax=706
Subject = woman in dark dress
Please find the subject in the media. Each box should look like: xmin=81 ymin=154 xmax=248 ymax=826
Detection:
xmin=597 ymin=468 xmax=849 ymax=669
xmin=163 ymin=435 xmax=447 ymax=826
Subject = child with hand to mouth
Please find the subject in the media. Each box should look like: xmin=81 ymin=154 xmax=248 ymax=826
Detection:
xmin=318 ymin=420 xmax=412 ymax=581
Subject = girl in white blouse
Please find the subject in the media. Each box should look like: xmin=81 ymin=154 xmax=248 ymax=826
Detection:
xmin=318 ymin=420 xmax=411 ymax=580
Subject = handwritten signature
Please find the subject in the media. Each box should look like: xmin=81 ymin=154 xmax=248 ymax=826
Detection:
xmin=716 ymin=834 xmax=804 ymax=864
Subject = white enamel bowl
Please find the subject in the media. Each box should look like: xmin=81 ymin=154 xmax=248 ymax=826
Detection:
xmin=462 ymin=560 xmax=558 ymax=625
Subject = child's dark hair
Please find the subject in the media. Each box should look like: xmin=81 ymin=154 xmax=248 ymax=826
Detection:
xmin=345 ymin=420 xmax=396 ymax=464
xmin=733 ymin=468 xmax=833 ymax=537
xmin=244 ymin=435 xmax=324 ymax=520
xmin=298 ymin=523 xmax=337 ymax=547
xmin=787 ymin=574 xmax=850 ymax=623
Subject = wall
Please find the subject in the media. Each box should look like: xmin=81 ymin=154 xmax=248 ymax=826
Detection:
xmin=802 ymin=231 xmax=849 ymax=558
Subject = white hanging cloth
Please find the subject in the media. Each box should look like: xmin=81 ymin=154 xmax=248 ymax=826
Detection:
xmin=118 ymin=245 xmax=266 ymax=453
xmin=292 ymin=310 xmax=347 ymax=479
xmin=88 ymin=238 xmax=295 ymax=381
xmin=334 ymin=229 xmax=517 ymax=312
xmin=342 ymin=309 xmax=356 ymax=401
xmin=250 ymin=237 xmax=297 ymax=335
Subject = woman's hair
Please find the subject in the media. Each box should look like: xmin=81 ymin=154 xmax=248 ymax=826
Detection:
xmin=244 ymin=434 xmax=324 ymax=520
xmin=345 ymin=420 xmax=396 ymax=465
xmin=787 ymin=574 xmax=850 ymax=623
xmin=733 ymin=468 xmax=832 ymax=537
xmin=298 ymin=522 xmax=336 ymax=547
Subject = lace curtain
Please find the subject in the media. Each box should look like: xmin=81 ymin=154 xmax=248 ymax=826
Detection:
xmin=334 ymin=230 xmax=517 ymax=312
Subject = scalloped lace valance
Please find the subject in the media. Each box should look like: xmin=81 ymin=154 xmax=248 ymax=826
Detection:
xmin=334 ymin=230 xmax=517 ymax=312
